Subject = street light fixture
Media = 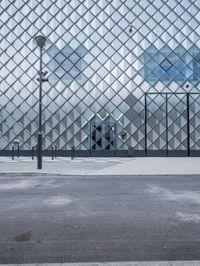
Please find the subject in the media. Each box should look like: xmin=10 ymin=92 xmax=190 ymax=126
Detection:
xmin=34 ymin=35 xmax=48 ymax=170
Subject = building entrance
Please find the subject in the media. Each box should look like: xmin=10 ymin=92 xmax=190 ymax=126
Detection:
xmin=145 ymin=92 xmax=200 ymax=156
xmin=90 ymin=123 xmax=116 ymax=156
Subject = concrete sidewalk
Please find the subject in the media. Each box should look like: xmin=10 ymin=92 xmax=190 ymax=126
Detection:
xmin=0 ymin=156 xmax=200 ymax=175
xmin=1 ymin=261 xmax=200 ymax=265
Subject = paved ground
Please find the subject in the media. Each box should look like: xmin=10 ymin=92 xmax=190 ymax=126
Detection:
xmin=0 ymin=175 xmax=200 ymax=264
xmin=1 ymin=156 xmax=200 ymax=175
xmin=1 ymin=262 xmax=200 ymax=266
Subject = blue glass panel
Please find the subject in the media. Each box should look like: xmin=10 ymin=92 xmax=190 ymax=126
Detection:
xmin=191 ymin=74 xmax=199 ymax=83
xmin=181 ymin=66 xmax=193 ymax=79
xmin=160 ymin=59 xmax=172 ymax=71
xmin=175 ymin=73 xmax=185 ymax=84
xmin=48 ymin=59 xmax=59 ymax=71
xmin=139 ymin=44 xmax=200 ymax=85
xmin=142 ymin=53 xmax=151 ymax=64
xmin=153 ymin=52 xmax=165 ymax=64
xmin=55 ymin=53 xmax=66 ymax=64
xmin=160 ymin=45 xmax=172 ymax=56
xmin=75 ymin=60 xmax=82 ymax=70
xmin=147 ymin=73 xmax=157 ymax=83
xmin=62 ymin=45 xmax=73 ymax=56
xmin=174 ymin=60 xmax=184 ymax=71
xmin=56 ymin=66 xmax=65 ymax=78
xmin=69 ymin=53 xmax=80 ymax=63
xmin=161 ymin=73 xmax=170 ymax=81
xmin=194 ymin=52 xmax=200 ymax=63
xmin=154 ymin=67 xmax=164 ymax=78
xmin=140 ymin=53 xmax=148 ymax=64
xmin=193 ymin=62 xmax=200 ymax=76
xmin=168 ymin=52 xmax=179 ymax=64
xmin=148 ymin=80 xmax=157 ymax=86
xmin=174 ymin=46 xmax=186 ymax=56
xmin=146 ymin=45 xmax=158 ymax=56
xmin=140 ymin=67 xmax=146 ymax=76
xmin=167 ymin=67 xmax=178 ymax=78
xmin=48 ymin=73 xmax=59 ymax=85
xmin=189 ymin=45 xmax=199 ymax=56
xmin=62 ymin=59 xmax=73 ymax=71
xmin=80 ymin=60 xmax=87 ymax=70
xmin=47 ymin=45 xmax=59 ymax=57
xmin=146 ymin=60 xmax=157 ymax=70
xmin=185 ymin=53 xmax=193 ymax=64
xmin=69 ymin=67 xmax=79 ymax=77
xmin=47 ymin=44 xmax=88 ymax=85
xmin=76 ymin=74 xmax=87 ymax=85
xmin=76 ymin=45 xmax=87 ymax=56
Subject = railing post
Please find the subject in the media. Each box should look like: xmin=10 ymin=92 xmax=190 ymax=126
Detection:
xmin=17 ymin=145 xmax=20 ymax=158
xmin=12 ymin=146 xmax=14 ymax=160
xmin=144 ymin=93 xmax=147 ymax=157
xmin=52 ymin=146 xmax=54 ymax=160
xmin=32 ymin=147 xmax=34 ymax=160
xmin=71 ymin=145 xmax=75 ymax=160
xmin=55 ymin=145 xmax=57 ymax=158
xmin=166 ymin=93 xmax=168 ymax=157
xmin=187 ymin=93 xmax=190 ymax=157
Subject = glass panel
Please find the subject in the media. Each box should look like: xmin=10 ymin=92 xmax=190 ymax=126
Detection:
xmin=140 ymin=44 xmax=200 ymax=85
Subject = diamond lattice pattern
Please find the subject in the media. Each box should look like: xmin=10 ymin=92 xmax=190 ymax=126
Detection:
xmin=0 ymin=0 xmax=200 ymax=151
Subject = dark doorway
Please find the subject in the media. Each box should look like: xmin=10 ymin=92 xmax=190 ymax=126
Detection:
xmin=90 ymin=123 xmax=116 ymax=156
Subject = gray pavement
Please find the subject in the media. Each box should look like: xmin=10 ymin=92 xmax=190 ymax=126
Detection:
xmin=1 ymin=156 xmax=200 ymax=175
xmin=1 ymin=262 xmax=200 ymax=266
xmin=1 ymin=158 xmax=200 ymax=265
xmin=1 ymin=175 xmax=200 ymax=264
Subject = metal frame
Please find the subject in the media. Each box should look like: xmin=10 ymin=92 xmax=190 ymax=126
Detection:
xmin=145 ymin=92 xmax=200 ymax=157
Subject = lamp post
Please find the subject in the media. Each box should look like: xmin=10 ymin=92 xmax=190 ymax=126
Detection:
xmin=34 ymin=35 xmax=48 ymax=170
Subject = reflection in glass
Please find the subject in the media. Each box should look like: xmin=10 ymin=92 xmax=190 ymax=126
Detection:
xmin=47 ymin=44 xmax=87 ymax=85
xmin=140 ymin=44 xmax=200 ymax=85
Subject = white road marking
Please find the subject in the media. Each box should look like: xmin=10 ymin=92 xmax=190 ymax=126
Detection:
xmin=43 ymin=196 xmax=72 ymax=206
xmin=176 ymin=212 xmax=200 ymax=223
xmin=0 ymin=180 xmax=40 ymax=190
xmin=148 ymin=184 xmax=200 ymax=204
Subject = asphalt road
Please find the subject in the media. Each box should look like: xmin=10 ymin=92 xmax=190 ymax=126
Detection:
xmin=0 ymin=175 xmax=200 ymax=263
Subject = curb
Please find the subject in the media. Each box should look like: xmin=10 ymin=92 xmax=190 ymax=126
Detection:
xmin=0 ymin=172 xmax=200 ymax=177
xmin=0 ymin=261 xmax=199 ymax=266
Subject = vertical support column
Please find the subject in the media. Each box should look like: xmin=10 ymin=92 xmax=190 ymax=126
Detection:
xmin=166 ymin=93 xmax=168 ymax=157
xmin=144 ymin=93 xmax=147 ymax=157
xmin=187 ymin=93 xmax=190 ymax=157
xmin=90 ymin=124 xmax=92 ymax=157
xmin=37 ymin=47 xmax=43 ymax=169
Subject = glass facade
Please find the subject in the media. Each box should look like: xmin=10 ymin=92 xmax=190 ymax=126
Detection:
xmin=0 ymin=0 xmax=200 ymax=156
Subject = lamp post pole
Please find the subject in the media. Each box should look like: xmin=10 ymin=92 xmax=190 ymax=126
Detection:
xmin=35 ymin=35 xmax=48 ymax=170
xmin=38 ymin=45 xmax=43 ymax=169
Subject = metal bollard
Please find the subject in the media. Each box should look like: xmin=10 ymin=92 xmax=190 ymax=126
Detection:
xmin=35 ymin=145 xmax=38 ymax=158
xmin=55 ymin=145 xmax=57 ymax=158
xmin=32 ymin=147 xmax=34 ymax=160
xmin=128 ymin=146 xmax=133 ymax=157
xmin=52 ymin=146 xmax=54 ymax=160
xmin=17 ymin=145 xmax=20 ymax=158
xmin=71 ymin=145 xmax=75 ymax=160
xmin=12 ymin=146 xmax=14 ymax=160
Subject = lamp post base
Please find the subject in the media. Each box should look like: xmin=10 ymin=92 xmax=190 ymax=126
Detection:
xmin=37 ymin=132 xmax=42 ymax=170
